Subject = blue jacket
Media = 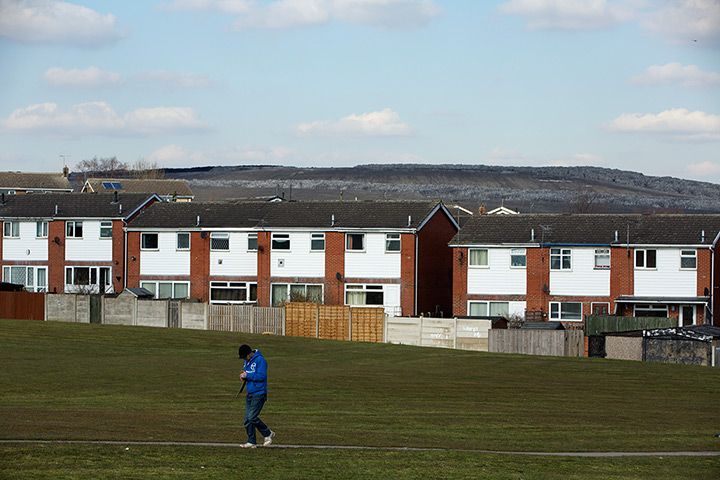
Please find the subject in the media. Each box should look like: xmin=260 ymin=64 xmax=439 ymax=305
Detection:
xmin=243 ymin=350 xmax=268 ymax=395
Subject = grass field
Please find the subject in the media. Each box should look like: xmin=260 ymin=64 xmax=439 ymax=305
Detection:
xmin=1 ymin=318 xmax=719 ymax=479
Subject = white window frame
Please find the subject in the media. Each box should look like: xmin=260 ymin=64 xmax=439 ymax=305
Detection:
xmin=680 ymin=250 xmax=696 ymax=270
xmin=468 ymin=248 xmax=489 ymax=267
xmin=210 ymin=233 xmax=230 ymax=251
xmin=271 ymin=233 xmax=290 ymax=251
xmin=311 ymin=233 xmax=325 ymax=252
xmin=467 ymin=301 xmax=509 ymax=317
xmin=550 ymin=302 xmax=583 ymax=321
xmin=385 ymin=233 xmax=401 ymax=252
xmin=550 ymin=248 xmax=572 ymax=271
xmin=3 ymin=221 xmax=19 ymax=238
xmin=209 ymin=281 xmax=257 ymax=304
xmin=66 ymin=221 xmax=83 ymax=239
xmin=346 ymin=233 xmax=365 ymax=251
xmin=635 ymin=249 xmax=657 ymax=269
xmin=141 ymin=233 xmax=159 ymax=250
xmin=177 ymin=232 xmax=190 ymax=251
xmin=36 ymin=221 xmax=48 ymax=238
xmin=594 ymin=248 xmax=611 ymax=270
xmin=634 ymin=304 xmax=668 ymax=317
xmin=510 ymin=248 xmax=526 ymax=268
xmin=100 ymin=221 xmax=113 ymax=239
xmin=2 ymin=265 xmax=48 ymax=292
xmin=64 ymin=266 xmax=113 ymax=294
xmin=247 ymin=233 xmax=258 ymax=252
xmin=345 ymin=284 xmax=384 ymax=306
xmin=271 ymin=283 xmax=323 ymax=306
xmin=141 ymin=281 xmax=190 ymax=300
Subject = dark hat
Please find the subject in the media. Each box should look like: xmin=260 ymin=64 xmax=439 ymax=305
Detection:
xmin=238 ymin=344 xmax=252 ymax=359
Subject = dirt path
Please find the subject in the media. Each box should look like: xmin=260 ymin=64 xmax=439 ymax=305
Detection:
xmin=2 ymin=440 xmax=718 ymax=457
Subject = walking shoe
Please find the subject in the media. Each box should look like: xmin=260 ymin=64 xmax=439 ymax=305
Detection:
xmin=263 ymin=431 xmax=275 ymax=446
xmin=240 ymin=442 xmax=257 ymax=449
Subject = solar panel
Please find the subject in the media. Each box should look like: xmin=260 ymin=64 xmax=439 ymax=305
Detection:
xmin=102 ymin=181 xmax=113 ymax=189
xmin=112 ymin=182 xmax=123 ymax=189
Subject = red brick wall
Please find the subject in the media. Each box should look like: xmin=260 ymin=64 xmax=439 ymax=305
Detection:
xmin=697 ymin=248 xmax=711 ymax=297
xmin=324 ymin=231 xmax=345 ymax=307
xmin=190 ymin=231 xmax=210 ymax=301
xmin=48 ymin=220 xmax=65 ymax=293
xmin=256 ymin=232 xmax=271 ymax=306
xmin=126 ymin=231 xmax=140 ymax=289
xmin=111 ymin=220 xmax=124 ymax=293
xmin=525 ymin=247 xmax=548 ymax=313
xmin=416 ymin=210 xmax=457 ymax=316
xmin=400 ymin=233 xmax=417 ymax=316
xmin=610 ymin=247 xmax=634 ymax=313
xmin=451 ymin=247 xmax=468 ymax=316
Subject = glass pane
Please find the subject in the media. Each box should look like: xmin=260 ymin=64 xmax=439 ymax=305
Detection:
xmin=272 ymin=235 xmax=290 ymax=250
xmin=307 ymin=285 xmax=322 ymax=302
xmin=646 ymin=250 xmax=656 ymax=268
xmin=75 ymin=222 xmax=83 ymax=237
xmin=75 ymin=268 xmax=90 ymax=285
xmin=211 ymin=287 xmax=246 ymax=302
xmin=469 ymin=249 xmax=488 ymax=266
xmin=386 ymin=234 xmax=400 ymax=252
xmin=37 ymin=268 xmax=46 ymax=289
xmin=249 ymin=284 xmax=257 ymax=301
xmin=26 ymin=268 xmax=33 ymax=287
xmin=468 ymin=302 xmax=488 ymax=316
xmin=158 ymin=283 xmax=172 ymax=299
xmin=177 ymin=233 xmax=190 ymax=249
xmin=562 ymin=256 xmax=571 ymax=269
xmin=550 ymin=303 xmax=559 ymax=319
xmin=347 ymin=234 xmax=364 ymax=250
xmin=142 ymin=234 xmax=158 ymax=249
xmin=366 ymin=291 xmax=384 ymax=305
xmin=311 ymin=234 xmax=325 ymax=251
xmin=562 ymin=303 xmax=582 ymax=320
xmin=11 ymin=267 xmax=26 ymax=285
xmin=511 ymin=251 xmax=526 ymax=267
xmin=346 ymin=290 xmax=365 ymax=305
xmin=100 ymin=222 xmax=112 ymax=238
xmin=271 ymin=284 xmax=288 ymax=306
xmin=174 ymin=283 xmax=189 ymax=298
xmin=141 ymin=282 xmax=156 ymax=295
xmin=248 ymin=234 xmax=258 ymax=251
xmin=211 ymin=234 xmax=229 ymax=250
xmin=489 ymin=302 xmax=509 ymax=317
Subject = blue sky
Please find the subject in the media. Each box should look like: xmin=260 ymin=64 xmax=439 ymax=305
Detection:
xmin=0 ymin=0 xmax=719 ymax=182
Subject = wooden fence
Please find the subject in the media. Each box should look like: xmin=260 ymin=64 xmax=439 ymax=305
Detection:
xmin=285 ymin=303 xmax=384 ymax=342
xmin=207 ymin=304 xmax=284 ymax=335
xmin=489 ymin=329 xmax=584 ymax=357
xmin=0 ymin=291 xmax=45 ymax=320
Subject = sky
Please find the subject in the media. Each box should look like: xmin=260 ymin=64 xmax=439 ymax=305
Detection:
xmin=0 ymin=0 xmax=719 ymax=183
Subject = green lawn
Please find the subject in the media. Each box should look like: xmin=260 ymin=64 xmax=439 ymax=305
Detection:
xmin=1 ymin=318 xmax=718 ymax=479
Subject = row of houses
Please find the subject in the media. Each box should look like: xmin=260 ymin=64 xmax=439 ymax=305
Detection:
xmin=2 ymin=191 xmax=720 ymax=326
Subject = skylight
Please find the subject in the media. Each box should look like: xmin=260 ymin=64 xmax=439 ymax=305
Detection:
xmin=102 ymin=181 xmax=123 ymax=190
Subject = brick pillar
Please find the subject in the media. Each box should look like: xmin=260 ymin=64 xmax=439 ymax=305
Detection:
xmin=112 ymin=220 xmax=124 ymax=293
xmin=452 ymin=247 xmax=468 ymax=316
xmin=526 ymin=247 xmax=547 ymax=315
xmin=126 ymin=232 xmax=140 ymax=289
xmin=190 ymin=231 xmax=210 ymax=302
xmin=256 ymin=232 xmax=271 ymax=307
xmin=324 ymin=232 xmax=345 ymax=306
xmin=610 ymin=247 xmax=634 ymax=314
xmin=48 ymin=220 xmax=65 ymax=293
xmin=697 ymin=248 xmax=712 ymax=324
xmin=400 ymin=233 xmax=416 ymax=316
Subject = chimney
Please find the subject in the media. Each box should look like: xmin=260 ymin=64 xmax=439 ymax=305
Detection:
xmin=113 ymin=191 xmax=118 ymax=203
xmin=62 ymin=166 xmax=69 ymax=178
xmin=479 ymin=205 xmax=486 ymax=215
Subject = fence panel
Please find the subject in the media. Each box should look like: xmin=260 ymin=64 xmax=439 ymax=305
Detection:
xmin=386 ymin=317 xmax=421 ymax=345
xmin=350 ymin=307 xmax=384 ymax=343
xmin=0 ymin=291 xmax=45 ymax=320
xmin=421 ymin=318 xmax=455 ymax=349
xmin=254 ymin=307 xmax=284 ymax=335
xmin=318 ymin=305 xmax=350 ymax=340
xmin=585 ymin=315 xmax=676 ymax=336
xmin=456 ymin=319 xmax=491 ymax=351
xmin=285 ymin=303 xmax=318 ymax=338
xmin=490 ymin=330 xmax=568 ymax=356
xmin=207 ymin=304 xmax=284 ymax=334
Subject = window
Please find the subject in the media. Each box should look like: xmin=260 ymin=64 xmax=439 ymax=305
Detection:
xmin=3 ymin=221 xmax=19 ymax=238
xmin=311 ymin=233 xmax=325 ymax=251
xmin=100 ymin=221 xmax=112 ymax=238
xmin=468 ymin=301 xmax=509 ymax=317
xmin=141 ymin=233 xmax=159 ymax=250
xmin=102 ymin=181 xmax=123 ymax=189
xmin=271 ymin=283 xmax=323 ymax=306
xmin=66 ymin=221 xmax=83 ymax=238
xmin=177 ymin=232 xmax=190 ymax=250
xmin=635 ymin=249 xmax=656 ymax=269
xmin=36 ymin=221 xmax=48 ymax=238
xmin=346 ymin=233 xmax=365 ymax=251
xmin=210 ymin=281 xmax=257 ymax=304
xmin=345 ymin=284 xmax=383 ymax=306
xmin=550 ymin=248 xmax=571 ymax=270
xmin=680 ymin=250 xmax=696 ymax=270
xmin=2 ymin=266 xmax=47 ymax=292
xmin=385 ymin=233 xmax=401 ymax=252
xmin=594 ymin=248 xmax=610 ymax=269
xmin=469 ymin=249 xmax=488 ymax=267
xmin=592 ymin=303 xmax=609 ymax=315
xmin=272 ymin=233 xmax=290 ymax=250
xmin=510 ymin=248 xmax=526 ymax=267
xmin=141 ymin=281 xmax=191 ymax=300
xmin=634 ymin=304 xmax=667 ymax=317
xmin=550 ymin=302 xmax=582 ymax=321
xmin=248 ymin=233 xmax=258 ymax=251
xmin=210 ymin=233 xmax=229 ymax=251
xmin=65 ymin=266 xmax=112 ymax=293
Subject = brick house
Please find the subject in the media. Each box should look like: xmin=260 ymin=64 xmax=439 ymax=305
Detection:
xmin=0 ymin=192 xmax=159 ymax=294
xmin=450 ymin=214 xmax=720 ymax=326
xmin=125 ymin=200 xmax=459 ymax=315
xmin=0 ymin=171 xmax=73 ymax=195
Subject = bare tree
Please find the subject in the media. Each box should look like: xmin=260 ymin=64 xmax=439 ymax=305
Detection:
xmin=566 ymin=187 xmax=608 ymax=214
xmin=75 ymin=156 xmax=129 ymax=181
xmin=131 ymin=157 xmax=165 ymax=179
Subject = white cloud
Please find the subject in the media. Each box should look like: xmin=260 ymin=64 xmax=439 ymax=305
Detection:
xmin=0 ymin=102 xmax=211 ymax=137
xmin=629 ymin=63 xmax=720 ymax=89
xmin=163 ymin=0 xmax=440 ymax=30
xmin=130 ymin=71 xmax=213 ymax=89
xmin=605 ymin=108 xmax=720 ymax=141
xmin=686 ymin=160 xmax=720 ymax=178
xmin=293 ymin=108 xmax=413 ymax=136
xmin=0 ymin=0 xmax=127 ymax=45
xmin=642 ymin=0 xmax=720 ymax=46
xmin=497 ymin=0 xmax=636 ymax=30
xmin=42 ymin=66 xmax=124 ymax=89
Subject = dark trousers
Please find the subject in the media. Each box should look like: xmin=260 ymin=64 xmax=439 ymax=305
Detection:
xmin=244 ymin=393 xmax=271 ymax=444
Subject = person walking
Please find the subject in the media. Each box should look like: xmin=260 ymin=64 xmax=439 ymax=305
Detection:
xmin=238 ymin=344 xmax=275 ymax=448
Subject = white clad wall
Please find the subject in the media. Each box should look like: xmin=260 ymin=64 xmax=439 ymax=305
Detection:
xmin=210 ymin=232 xmax=258 ymax=276
xmin=550 ymin=248 xmax=610 ymax=296
xmin=634 ymin=248 xmax=696 ymax=297
xmin=141 ymin=232 xmax=190 ymax=276
xmin=2 ymin=221 xmax=48 ymax=261
xmin=270 ymin=232 xmax=325 ymax=277
xmin=65 ymin=221 xmax=112 ymax=261
xmin=467 ymin=248 xmax=526 ymax=295
xmin=345 ymin=233 xmax=401 ymax=279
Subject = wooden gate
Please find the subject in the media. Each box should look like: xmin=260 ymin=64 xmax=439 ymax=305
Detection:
xmin=89 ymin=295 xmax=102 ymax=324
xmin=168 ymin=301 xmax=181 ymax=328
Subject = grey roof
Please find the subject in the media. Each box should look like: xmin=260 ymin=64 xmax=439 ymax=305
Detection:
xmin=0 ymin=192 xmax=159 ymax=220
xmin=0 ymin=172 xmax=73 ymax=191
xmin=128 ymin=200 xmax=452 ymax=230
xmin=84 ymin=178 xmax=194 ymax=197
xmin=451 ymin=214 xmax=720 ymax=246
xmin=615 ymin=296 xmax=709 ymax=304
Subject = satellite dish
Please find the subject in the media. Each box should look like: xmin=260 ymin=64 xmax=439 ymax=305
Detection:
xmin=542 ymin=284 xmax=548 ymax=293
xmin=336 ymin=272 xmax=343 ymax=281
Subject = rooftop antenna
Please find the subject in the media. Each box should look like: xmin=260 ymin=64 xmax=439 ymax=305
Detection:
xmin=60 ymin=154 xmax=71 ymax=177
xmin=249 ymin=218 xmax=266 ymax=230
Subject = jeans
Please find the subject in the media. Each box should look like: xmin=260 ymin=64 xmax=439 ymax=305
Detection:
xmin=244 ymin=393 xmax=271 ymax=444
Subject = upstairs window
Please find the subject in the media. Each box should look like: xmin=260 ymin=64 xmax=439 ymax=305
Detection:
xmin=211 ymin=233 xmax=230 ymax=251
xmin=550 ymin=248 xmax=571 ymax=270
xmin=141 ymin=233 xmax=159 ymax=250
xmin=3 ymin=221 xmax=19 ymax=238
xmin=594 ymin=248 xmax=610 ymax=269
xmin=311 ymin=233 xmax=325 ymax=251
xmin=635 ymin=249 xmax=656 ymax=269
xmin=680 ymin=250 xmax=696 ymax=270
xmin=385 ymin=233 xmax=401 ymax=252
xmin=66 ymin=221 xmax=83 ymax=238
xmin=36 ymin=221 xmax=48 ymax=238
xmin=510 ymin=248 xmax=526 ymax=267
xmin=469 ymin=248 xmax=488 ymax=267
xmin=248 ymin=233 xmax=258 ymax=251
xmin=272 ymin=233 xmax=290 ymax=250
xmin=100 ymin=221 xmax=113 ymax=238
xmin=346 ymin=233 xmax=365 ymax=251
xmin=177 ymin=232 xmax=190 ymax=250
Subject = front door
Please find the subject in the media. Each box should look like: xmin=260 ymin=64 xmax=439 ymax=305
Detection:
xmin=680 ymin=305 xmax=695 ymax=327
